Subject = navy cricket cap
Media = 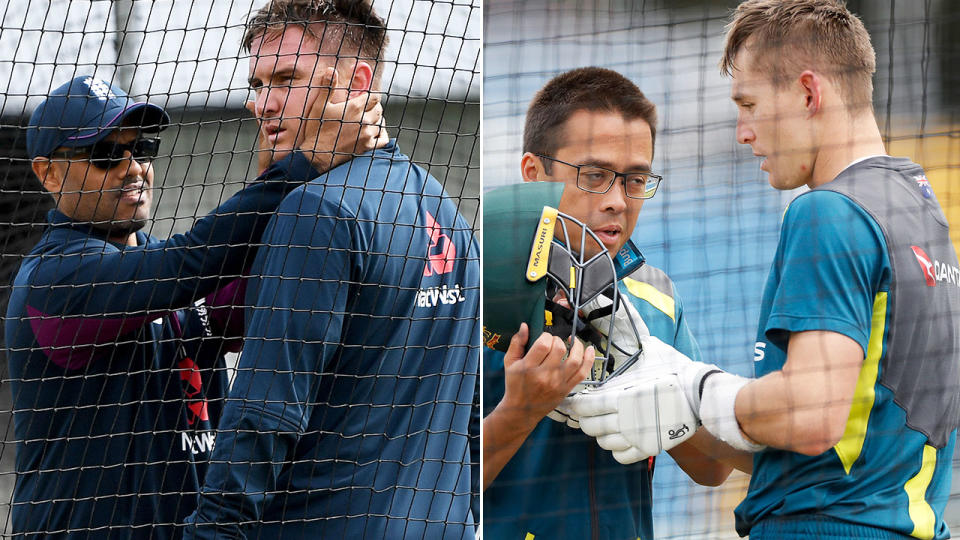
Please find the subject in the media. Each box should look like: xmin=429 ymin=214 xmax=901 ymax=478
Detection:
xmin=26 ymin=76 xmax=170 ymax=158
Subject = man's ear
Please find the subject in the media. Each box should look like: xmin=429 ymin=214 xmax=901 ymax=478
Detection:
xmin=32 ymin=157 xmax=63 ymax=194
xmin=798 ymin=70 xmax=823 ymax=118
xmin=346 ymin=61 xmax=374 ymax=98
xmin=520 ymin=152 xmax=546 ymax=183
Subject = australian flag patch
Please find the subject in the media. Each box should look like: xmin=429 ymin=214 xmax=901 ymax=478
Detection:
xmin=914 ymin=174 xmax=934 ymax=199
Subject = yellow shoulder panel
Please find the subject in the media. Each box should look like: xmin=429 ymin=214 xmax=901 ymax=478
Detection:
xmin=622 ymin=277 xmax=675 ymax=321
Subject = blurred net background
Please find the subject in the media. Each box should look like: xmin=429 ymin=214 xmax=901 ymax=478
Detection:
xmin=484 ymin=0 xmax=960 ymax=538
xmin=0 ymin=0 xmax=478 ymax=534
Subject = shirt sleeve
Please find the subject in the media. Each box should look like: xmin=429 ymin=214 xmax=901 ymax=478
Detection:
xmin=670 ymin=285 xmax=703 ymax=363
xmin=24 ymin=154 xmax=319 ymax=369
xmin=184 ymin=188 xmax=360 ymax=539
xmin=764 ymin=190 xmax=888 ymax=353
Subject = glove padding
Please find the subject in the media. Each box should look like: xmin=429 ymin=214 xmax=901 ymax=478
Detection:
xmin=547 ymin=294 xmax=650 ymax=428
xmin=626 ymin=335 xmax=721 ymax=412
xmin=567 ymin=372 xmax=698 ymax=464
xmin=546 ymin=402 xmax=581 ymax=428
xmin=565 ymin=335 xmax=721 ymax=463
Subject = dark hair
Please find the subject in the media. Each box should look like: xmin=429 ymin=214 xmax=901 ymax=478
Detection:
xmin=721 ymin=0 xmax=876 ymax=109
xmin=243 ymin=0 xmax=389 ymax=87
xmin=523 ymin=67 xmax=658 ymax=169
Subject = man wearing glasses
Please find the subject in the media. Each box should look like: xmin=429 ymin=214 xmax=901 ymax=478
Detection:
xmin=5 ymin=75 xmax=382 ymax=538
xmin=482 ymin=67 xmax=730 ymax=540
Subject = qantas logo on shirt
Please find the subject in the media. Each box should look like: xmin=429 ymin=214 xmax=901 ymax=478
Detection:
xmin=423 ymin=211 xmax=457 ymax=276
xmin=911 ymin=245 xmax=960 ymax=288
xmin=193 ymin=298 xmax=213 ymax=338
xmin=912 ymin=246 xmax=937 ymax=286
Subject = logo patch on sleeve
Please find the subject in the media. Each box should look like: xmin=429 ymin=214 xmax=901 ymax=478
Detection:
xmin=913 ymin=174 xmax=934 ymax=199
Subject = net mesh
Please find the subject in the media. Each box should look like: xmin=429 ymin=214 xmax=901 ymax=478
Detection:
xmin=483 ymin=0 xmax=960 ymax=538
xmin=0 ymin=0 xmax=479 ymax=537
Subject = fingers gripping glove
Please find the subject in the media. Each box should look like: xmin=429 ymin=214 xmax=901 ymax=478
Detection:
xmin=567 ymin=372 xmax=698 ymax=464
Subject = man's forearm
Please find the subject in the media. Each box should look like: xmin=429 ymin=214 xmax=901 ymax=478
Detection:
xmin=733 ymin=331 xmax=863 ymax=456
xmin=734 ymin=371 xmax=845 ymax=455
xmin=482 ymin=402 xmax=542 ymax=490
xmin=680 ymin=427 xmax=753 ymax=474
xmin=32 ymin=153 xmax=318 ymax=318
xmin=668 ymin=431 xmax=738 ymax=483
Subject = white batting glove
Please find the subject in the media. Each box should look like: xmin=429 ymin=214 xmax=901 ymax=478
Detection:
xmin=546 ymin=402 xmax=581 ymax=429
xmin=629 ymin=335 xmax=721 ymax=411
xmin=565 ymin=336 xmax=723 ymax=464
xmin=567 ymin=372 xmax=698 ymax=463
xmin=635 ymin=336 xmax=765 ymax=452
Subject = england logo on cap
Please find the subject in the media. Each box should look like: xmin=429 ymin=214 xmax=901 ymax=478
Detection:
xmin=83 ymin=77 xmax=117 ymax=101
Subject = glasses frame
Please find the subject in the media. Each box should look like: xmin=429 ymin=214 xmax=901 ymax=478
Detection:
xmin=50 ymin=137 xmax=161 ymax=171
xmin=536 ymin=154 xmax=663 ymax=200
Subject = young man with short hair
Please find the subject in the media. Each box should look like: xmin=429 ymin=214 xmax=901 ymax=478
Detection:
xmin=570 ymin=2 xmax=960 ymax=538
xmin=184 ymin=1 xmax=480 ymax=538
xmin=6 ymin=74 xmax=380 ymax=539
xmin=483 ymin=66 xmax=731 ymax=540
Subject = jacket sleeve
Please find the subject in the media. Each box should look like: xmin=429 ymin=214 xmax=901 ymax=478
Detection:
xmin=183 ymin=189 xmax=360 ymax=539
xmin=202 ymin=277 xmax=248 ymax=353
xmin=24 ymin=154 xmax=319 ymax=369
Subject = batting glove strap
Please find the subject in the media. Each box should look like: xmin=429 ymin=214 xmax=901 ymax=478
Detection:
xmin=699 ymin=372 xmax=766 ymax=453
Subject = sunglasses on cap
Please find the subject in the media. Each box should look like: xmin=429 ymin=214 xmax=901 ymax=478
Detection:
xmin=50 ymin=138 xmax=161 ymax=170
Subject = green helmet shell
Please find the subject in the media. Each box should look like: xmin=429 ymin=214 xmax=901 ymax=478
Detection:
xmin=482 ymin=182 xmax=564 ymax=352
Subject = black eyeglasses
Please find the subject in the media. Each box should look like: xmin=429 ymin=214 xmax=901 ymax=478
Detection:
xmin=536 ymin=154 xmax=663 ymax=200
xmin=50 ymin=138 xmax=161 ymax=170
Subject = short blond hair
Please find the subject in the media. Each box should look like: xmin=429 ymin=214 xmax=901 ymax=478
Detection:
xmin=721 ymin=0 xmax=876 ymax=109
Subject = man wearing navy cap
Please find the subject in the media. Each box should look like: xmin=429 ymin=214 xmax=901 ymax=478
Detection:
xmin=26 ymin=75 xmax=171 ymax=246
xmin=5 ymin=75 xmax=384 ymax=538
